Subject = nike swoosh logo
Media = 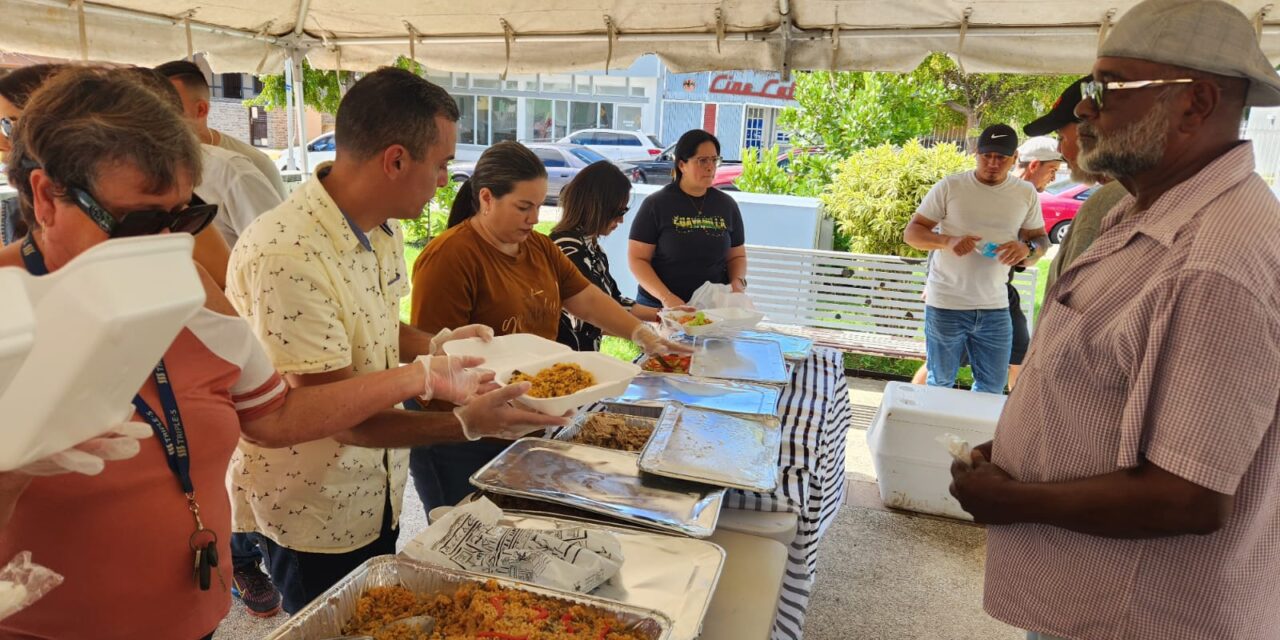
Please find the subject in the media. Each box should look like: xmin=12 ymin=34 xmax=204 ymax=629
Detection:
xmin=991 ymin=134 xmax=1008 ymax=138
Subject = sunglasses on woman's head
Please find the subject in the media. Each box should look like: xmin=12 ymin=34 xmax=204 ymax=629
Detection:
xmin=68 ymin=186 xmax=219 ymax=238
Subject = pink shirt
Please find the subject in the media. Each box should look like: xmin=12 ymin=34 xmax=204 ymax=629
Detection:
xmin=985 ymin=143 xmax=1280 ymax=640
xmin=0 ymin=309 xmax=287 ymax=640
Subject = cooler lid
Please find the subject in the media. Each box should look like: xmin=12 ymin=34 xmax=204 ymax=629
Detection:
xmin=880 ymin=382 xmax=1007 ymax=430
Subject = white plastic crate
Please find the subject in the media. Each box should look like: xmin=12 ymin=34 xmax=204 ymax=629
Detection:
xmin=866 ymin=382 xmax=1006 ymax=521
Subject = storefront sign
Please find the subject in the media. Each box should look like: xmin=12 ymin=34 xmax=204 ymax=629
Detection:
xmin=708 ymin=74 xmax=795 ymax=101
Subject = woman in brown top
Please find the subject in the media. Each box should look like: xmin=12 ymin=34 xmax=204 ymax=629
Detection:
xmin=408 ymin=141 xmax=685 ymax=510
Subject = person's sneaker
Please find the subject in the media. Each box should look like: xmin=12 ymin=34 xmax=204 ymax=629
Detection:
xmin=231 ymin=565 xmax=282 ymax=618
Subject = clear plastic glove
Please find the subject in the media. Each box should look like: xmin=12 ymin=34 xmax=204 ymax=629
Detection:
xmin=455 ymin=383 xmax=570 ymax=441
xmin=429 ymin=324 xmax=495 ymax=356
xmin=631 ymin=324 xmax=694 ymax=356
xmin=19 ymin=422 xmax=153 ymax=476
xmin=415 ymin=355 xmax=495 ymax=405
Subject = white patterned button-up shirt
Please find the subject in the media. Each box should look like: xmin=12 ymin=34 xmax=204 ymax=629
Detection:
xmin=225 ymin=163 xmax=411 ymax=552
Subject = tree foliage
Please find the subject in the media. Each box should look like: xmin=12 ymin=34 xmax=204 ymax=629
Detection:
xmin=820 ymin=140 xmax=971 ymax=257
xmin=734 ymin=145 xmax=836 ymax=198
xmin=247 ymin=56 xmax=424 ymax=114
xmin=780 ymin=53 xmax=1077 ymax=155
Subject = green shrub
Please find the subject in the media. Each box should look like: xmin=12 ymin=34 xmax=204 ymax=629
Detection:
xmin=734 ymin=146 xmax=837 ymax=199
xmin=402 ymin=177 xmax=460 ymax=246
xmin=820 ymin=140 xmax=970 ymax=257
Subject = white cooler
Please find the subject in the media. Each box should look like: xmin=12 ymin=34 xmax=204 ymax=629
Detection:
xmin=866 ymin=382 xmax=1006 ymax=521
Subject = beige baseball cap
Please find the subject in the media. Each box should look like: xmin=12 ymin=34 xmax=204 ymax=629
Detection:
xmin=1017 ymin=137 xmax=1065 ymax=163
xmin=1100 ymin=0 xmax=1280 ymax=106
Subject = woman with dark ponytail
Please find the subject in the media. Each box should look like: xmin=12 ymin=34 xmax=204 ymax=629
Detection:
xmin=407 ymin=142 xmax=687 ymax=510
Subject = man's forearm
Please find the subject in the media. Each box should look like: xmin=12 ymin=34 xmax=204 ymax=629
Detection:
xmin=904 ymin=225 xmax=952 ymax=251
xmin=399 ymin=322 xmax=434 ymax=361
xmin=334 ymin=408 xmax=467 ymax=448
xmin=999 ymin=464 xmax=1229 ymax=538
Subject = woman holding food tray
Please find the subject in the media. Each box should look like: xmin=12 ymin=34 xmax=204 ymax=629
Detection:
xmin=408 ymin=141 xmax=688 ymax=511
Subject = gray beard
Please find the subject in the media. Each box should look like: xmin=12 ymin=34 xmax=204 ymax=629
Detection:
xmin=1069 ymin=163 xmax=1107 ymax=185
xmin=1078 ymin=97 xmax=1171 ymax=180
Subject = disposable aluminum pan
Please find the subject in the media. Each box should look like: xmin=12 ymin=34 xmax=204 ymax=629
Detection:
xmin=439 ymin=504 xmax=725 ymax=640
xmin=690 ymin=336 xmax=789 ymax=385
xmin=639 ymin=403 xmax=782 ymax=493
xmin=731 ymin=330 xmax=815 ymax=362
xmin=553 ymin=406 xmax=675 ymax=453
xmin=614 ymin=373 xmax=782 ymax=417
xmin=470 ymin=438 xmax=724 ymax=538
xmin=264 ymin=554 xmax=673 ymax=639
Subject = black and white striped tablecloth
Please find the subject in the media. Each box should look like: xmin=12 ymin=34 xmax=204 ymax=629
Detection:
xmin=723 ymin=347 xmax=851 ymax=640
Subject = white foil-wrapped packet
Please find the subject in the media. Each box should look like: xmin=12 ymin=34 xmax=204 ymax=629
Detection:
xmin=402 ymin=498 xmax=624 ymax=593
xmin=936 ymin=433 xmax=973 ymax=467
xmin=0 ymin=552 xmax=63 ymax=621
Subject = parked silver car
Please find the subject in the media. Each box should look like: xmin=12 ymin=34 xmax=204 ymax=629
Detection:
xmin=449 ymin=143 xmax=640 ymax=205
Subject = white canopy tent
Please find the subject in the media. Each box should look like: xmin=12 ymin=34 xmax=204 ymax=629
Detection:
xmin=4 ymin=0 xmax=1280 ymax=168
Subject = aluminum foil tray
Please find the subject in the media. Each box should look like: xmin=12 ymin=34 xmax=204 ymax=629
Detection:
xmin=469 ymin=438 xmax=724 ymax=538
xmin=264 ymin=554 xmax=672 ymax=639
xmin=690 ymin=336 xmax=789 ymax=385
xmin=614 ymin=373 xmax=782 ymax=417
xmin=730 ymin=330 xmax=815 ymax=362
xmin=639 ymin=404 xmax=781 ymax=493
xmin=553 ymin=406 xmax=675 ymax=453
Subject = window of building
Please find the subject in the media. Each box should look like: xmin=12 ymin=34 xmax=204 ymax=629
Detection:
xmin=453 ymin=74 xmax=468 ymax=89
xmin=629 ymin=83 xmax=648 ymax=97
xmin=542 ymin=74 xmax=572 ymax=93
xmin=594 ymin=76 xmax=628 ymax=96
xmin=492 ymin=97 xmax=517 ymax=143
xmin=597 ymin=102 xmax=615 ymax=129
xmin=476 ymin=96 xmax=491 ymax=145
xmin=455 ymin=95 xmax=476 ymax=144
xmin=472 ymin=74 xmax=501 ymax=90
xmin=426 ymin=70 xmax=451 ymax=86
xmin=744 ymin=106 xmax=775 ymax=150
xmin=575 ymin=76 xmax=592 ymax=95
xmin=554 ymin=100 xmax=569 ymax=139
xmin=616 ymin=105 xmax=643 ymax=131
xmin=526 ymin=99 xmax=555 ymax=141
xmin=570 ymin=101 xmax=597 ymax=134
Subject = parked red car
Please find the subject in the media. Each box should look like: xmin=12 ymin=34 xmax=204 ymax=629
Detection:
xmin=1040 ymin=180 xmax=1100 ymax=244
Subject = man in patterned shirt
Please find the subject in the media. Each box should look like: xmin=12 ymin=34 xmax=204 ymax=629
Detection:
xmin=226 ymin=68 xmax=565 ymax=614
xmin=950 ymin=1 xmax=1280 ymax=639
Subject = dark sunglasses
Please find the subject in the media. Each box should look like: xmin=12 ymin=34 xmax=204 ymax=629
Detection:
xmin=615 ymin=205 xmax=630 ymax=218
xmin=0 ymin=117 xmax=13 ymax=139
xmin=68 ymin=186 xmax=219 ymax=238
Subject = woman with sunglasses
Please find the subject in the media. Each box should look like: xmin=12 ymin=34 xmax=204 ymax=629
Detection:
xmin=628 ymin=129 xmax=748 ymax=313
xmin=0 ymin=64 xmax=234 ymax=287
xmin=550 ymin=161 xmax=647 ymax=351
xmin=0 ymin=67 xmax=496 ymax=640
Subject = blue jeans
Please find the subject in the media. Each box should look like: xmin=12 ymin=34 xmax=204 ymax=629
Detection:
xmin=409 ymin=440 xmax=511 ymax=512
xmin=924 ymin=305 xmax=1012 ymax=394
xmin=231 ymin=532 xmax=264 ymax=571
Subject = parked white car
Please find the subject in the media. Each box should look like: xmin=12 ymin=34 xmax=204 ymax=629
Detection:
xmin=276 ymin=132 xmax=336 ymax=171
xmin=557 ymin=129 xmax=664 ymax=162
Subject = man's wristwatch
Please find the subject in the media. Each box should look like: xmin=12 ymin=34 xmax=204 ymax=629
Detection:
xmin=1023 ymin=240 xmax=1037 ymax=254
xmin=736 ymin=277 xmax=748 ymax=289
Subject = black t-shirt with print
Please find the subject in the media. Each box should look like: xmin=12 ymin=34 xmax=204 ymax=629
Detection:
xmin=550 ymin=229 xmax=633 ymax=351
xmin=628 ymin=183 xmax=746 ymax=303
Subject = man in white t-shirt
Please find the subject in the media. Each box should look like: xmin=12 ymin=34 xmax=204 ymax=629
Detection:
xmin=904 ymin=124 xmax=1049 ymax=393
xmin=157 ymin=60 xmax=288 ymax=200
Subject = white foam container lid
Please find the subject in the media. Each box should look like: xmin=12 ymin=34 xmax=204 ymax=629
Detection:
xmin=0 ymin=235 xmax=205 ymax=471
xmin=442 ymin=333 xmax=571 ymax=374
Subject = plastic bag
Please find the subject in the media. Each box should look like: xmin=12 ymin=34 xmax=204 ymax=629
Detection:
xmin=936 ymin=434 xmax=973 ymax=468
xmin=0 ymin=552 xmax=64 ymax=621
xmin=687 ymin=281 xmax=756 ymax=311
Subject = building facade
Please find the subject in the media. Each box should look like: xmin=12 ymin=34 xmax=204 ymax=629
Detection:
xmin=660 ymin=69 xmax=797 ymax=161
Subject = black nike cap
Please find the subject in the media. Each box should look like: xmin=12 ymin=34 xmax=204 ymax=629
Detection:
xmin=976 ymin=124 xmax=1018 ymax=156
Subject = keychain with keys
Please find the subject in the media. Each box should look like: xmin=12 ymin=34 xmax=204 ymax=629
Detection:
xmin=187 ymin=493 xmax=225 ymax=592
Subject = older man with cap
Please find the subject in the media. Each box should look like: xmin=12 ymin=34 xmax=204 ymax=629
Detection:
xmin=1023 ymin=77 xmax=1129 ymax=293
xmin=904 ymin=124 xmax=1047 ymax=394
xmin=950 ymin=1 xmax=1280 ymax=639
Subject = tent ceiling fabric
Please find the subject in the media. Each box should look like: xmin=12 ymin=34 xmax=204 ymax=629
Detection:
xmin=2 ymin=0 xmax=1279 ymax=76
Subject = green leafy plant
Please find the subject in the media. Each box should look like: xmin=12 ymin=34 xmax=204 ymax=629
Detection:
xmin=820 ymin=140 xmax=971 ymax=257
xmin=249 ymin=56 xmax=423 ymax=115
xmin=735 ymin=146 xmax=836 ymax=198
xmin=402 ymin=176 xmax=459 ymax=246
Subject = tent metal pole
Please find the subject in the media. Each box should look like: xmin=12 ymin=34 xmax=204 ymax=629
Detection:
xmin=290 ymin=49 xmax=309 ymax=174
xmin=293 ymin=0 xmax=312 ymax=36
xmin=283 ymin=53 xmax=298 ymax=172
xmin=17 ymin=0 xmax=279 ymax=43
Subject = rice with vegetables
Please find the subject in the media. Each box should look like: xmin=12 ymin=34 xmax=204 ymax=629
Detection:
xmin=342 ymin=582 xmax=649 ymax=640
xmin=510 ymin=363 xmax=596 ymax=398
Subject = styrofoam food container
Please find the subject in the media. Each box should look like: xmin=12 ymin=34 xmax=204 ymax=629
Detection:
xmin=0 ymin=270 xmax=35 ymax=396
xmin=495 ymin=351 xmax=641 ymax=416
xmin=443 ymin=333 xmax=571 ymax=374
xmin=665 ymin=307 xmax=765 ymax=337
xmin=865 ymin=382 xmax=1006 ymax=521
xmin=0 ymin=235 xmax=204 ymax=471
